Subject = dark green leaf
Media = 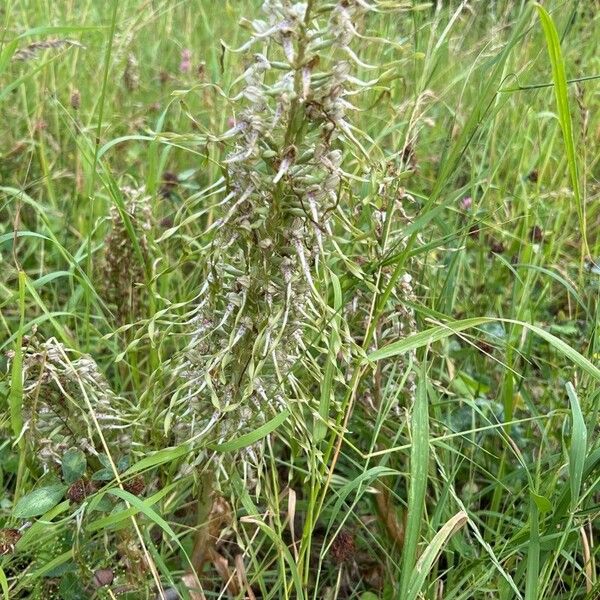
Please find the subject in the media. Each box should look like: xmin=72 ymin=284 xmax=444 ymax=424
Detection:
xmin=13 ymin=485 xmax=67 ymax=518
xmin=61 ymin=449 xmax=87 ymax=484
xmin=92 ymin=468 xmax=113 ymax=482
xmin=116 ymin=455 xmax=130 ymax=472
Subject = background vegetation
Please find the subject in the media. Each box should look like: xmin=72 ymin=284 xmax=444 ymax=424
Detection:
xmin=0 ymin=1 xmax=599 ymax=598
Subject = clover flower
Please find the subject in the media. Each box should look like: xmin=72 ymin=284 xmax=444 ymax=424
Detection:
xmin=179 ymin=48 xmax=192 ymax=73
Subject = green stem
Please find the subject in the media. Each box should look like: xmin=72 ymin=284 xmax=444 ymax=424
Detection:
xmin=85 ymin=0 xmax=119 ymax=345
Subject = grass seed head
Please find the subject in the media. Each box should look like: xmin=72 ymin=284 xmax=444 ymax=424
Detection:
xmin=12 ymin=38 xmax=83 ymax=61
xmin=70 ymin=89 xmax=81 ymax=110
xmin=124 ymin=53 xmax=140 ymax=91
xmin=101 ymin=186 xmax=152 ymax=324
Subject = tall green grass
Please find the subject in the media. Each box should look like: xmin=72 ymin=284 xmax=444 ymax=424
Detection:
xmin=0 ymin=1 xmax=599 ymax=599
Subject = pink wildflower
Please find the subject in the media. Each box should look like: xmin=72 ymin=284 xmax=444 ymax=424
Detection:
xmin=460 ymin=196 xmax=472 ymax=210
xmin=179 ymin=48 xmax=192 ymax=73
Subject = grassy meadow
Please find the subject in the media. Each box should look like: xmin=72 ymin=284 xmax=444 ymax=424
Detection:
xmin=1 ymin=0 xmax=599 ymax=598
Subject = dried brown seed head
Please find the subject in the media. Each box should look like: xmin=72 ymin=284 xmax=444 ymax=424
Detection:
xmin=160 ymin=216 xmax=174 ymax=229
xmin=468 ymin=224 xmax=481 ymax=239
xmin=530 ymin=225 xmax=543 ymax=243
xmin=159 ymin=70 xmax=170 ymax=86
xmin=330 ymin=529 xmax=355 ymax=564
xmin=160 ymin=171 xmax=179 ymax=197
xmin=123 ymin=475 xmax=145 ymax=497
xmin=70 ymin=89 xmax=81 ymax=110
xmin=66 ymin=479 xmax=96 ymax=503
xmin=476 ymin=340 xmax=493 ymax=354
xmin=489 ymin=240 xmax=505 ymax=254
xmin=12 ymin=38 xmax=83 ymax=62
xmin=124 ymin=53 xmax=140 ymax=91
xmin=0 ymin=528 xmax=22 ymax=555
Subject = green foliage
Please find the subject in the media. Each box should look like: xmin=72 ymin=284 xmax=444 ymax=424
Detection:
xmin=13 ymin=485 xmax=67 ymax=518
xmin=61 ymin=449 xmax=87 ymax=485
xmin=0 ymin=1 xmax=599 ymax=598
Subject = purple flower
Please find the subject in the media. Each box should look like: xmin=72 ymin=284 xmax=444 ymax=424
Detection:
xmin=460 ymin=196 xmax=472 ymax=210
xmin=179 ymin=48 xmax=192 ymax=73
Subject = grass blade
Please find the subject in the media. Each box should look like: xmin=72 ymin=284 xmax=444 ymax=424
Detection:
xmin=241 ymin=516 xmax=305 ymax=600
xmin=0 ymin=566 xmax=9 ymax=600
xmin=400 ymin=365 xmax=430 ymax=597
xmin=406 ymin=511 xmax=468 ymax=600
xmin=208 ymin=409 xmax=290 ymax=452
xmin=108 ymin=488 xmax=190 ymax=561
xmin=534 ymin=3 xmax=586 ymax=253
xmin=525 ymin=499 xmax=541 ymax=600
xmin=565 ymin=382 xmax=587 ymax=511
xmin=368 ymin=317 xmax=600 ymax=383
xmin=315 ymin=271 xmax=342 ymax=442
xmin=9 ymin=271 xmax=25 ymax=439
